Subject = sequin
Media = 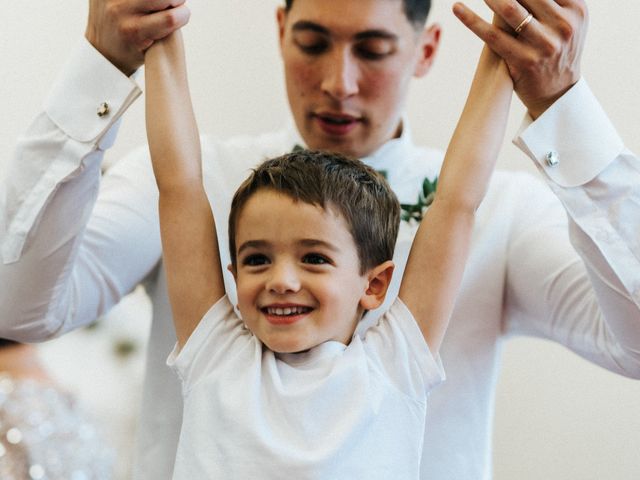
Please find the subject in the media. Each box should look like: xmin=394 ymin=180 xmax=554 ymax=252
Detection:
xmin=29 ymin=463 xmax=45 ymax=479
xmin=0 ymin=374 xmax=113 ymax=479
xmin=6 ymin=428 xmax=22 ymax=444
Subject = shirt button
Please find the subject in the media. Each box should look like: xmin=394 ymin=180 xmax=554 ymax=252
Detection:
xmin=545 ymin=151 xmax=560 ymax=167
xmin=97 ymin=102 xmax=110 ymax=117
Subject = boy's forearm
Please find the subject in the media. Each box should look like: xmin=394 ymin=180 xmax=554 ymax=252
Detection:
xmin=400 ymin=46 xmax=513 ymax=354
xmin=436 ymin=46 xmax=513 ymax=211
xmin=144 ymin=31 xmax=224 ymax=347
xmin=145 ymin=31 xmax=202 ymax=192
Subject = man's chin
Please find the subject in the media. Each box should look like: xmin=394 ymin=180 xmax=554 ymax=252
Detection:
xmin=304 ymin=135 xmax=371 ymax=159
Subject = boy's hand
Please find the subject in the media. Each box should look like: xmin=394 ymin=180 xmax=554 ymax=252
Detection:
xmin=85 ymin=0 xmax=191 ymax=76
xmin=454 ymin=0 xmax=588 ymax=119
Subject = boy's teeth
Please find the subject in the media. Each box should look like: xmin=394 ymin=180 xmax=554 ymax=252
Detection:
xmin=267 ymin=306 xmax=308 ymax=316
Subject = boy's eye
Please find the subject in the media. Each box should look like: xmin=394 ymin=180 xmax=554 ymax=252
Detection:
xmin=242 ymin=254 xmax=269 ymax=266
xmin=302 ymin=253 xmax=330 ymax=265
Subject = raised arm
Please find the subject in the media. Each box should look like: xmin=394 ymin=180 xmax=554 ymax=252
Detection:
xmin=399 ymin=29 xmax=513 ymax=354
xmin=145 ymin=32 xmax=224 ymax=347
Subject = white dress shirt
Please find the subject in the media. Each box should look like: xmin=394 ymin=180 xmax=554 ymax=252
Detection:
xmin=1 ymin=39 xmax=639 ymax=480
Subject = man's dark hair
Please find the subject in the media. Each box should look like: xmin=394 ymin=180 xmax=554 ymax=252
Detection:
xmin=229 ymin=150 xmax=400 ymax=274
xmin=283 ymin=0 xmax=432 ymax=29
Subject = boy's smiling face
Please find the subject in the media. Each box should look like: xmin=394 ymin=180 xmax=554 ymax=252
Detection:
xmin=231 ymin=189 xmax=379 ymax=353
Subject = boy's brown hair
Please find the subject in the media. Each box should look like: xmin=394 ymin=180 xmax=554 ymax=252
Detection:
xmin=228 ymin=150 xmax=400 ymax=274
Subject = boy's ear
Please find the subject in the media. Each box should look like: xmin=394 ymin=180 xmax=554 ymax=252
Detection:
xmin=360 ymin=261 xmax=395 ymax=311
xmin=227 ymin=263 xmax=237 ymax=281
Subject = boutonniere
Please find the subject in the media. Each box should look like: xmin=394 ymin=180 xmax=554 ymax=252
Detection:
xmin=378 ymin=170 xmax=438 ymax=223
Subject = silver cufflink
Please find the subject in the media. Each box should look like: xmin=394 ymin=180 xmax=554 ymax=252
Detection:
xmin=97 ymin=102 xmax=110 ymax=117
xmin=545 ymin=151 xmax=559 ymax=167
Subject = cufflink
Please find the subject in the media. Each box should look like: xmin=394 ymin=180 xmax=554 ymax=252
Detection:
xmin=97 ymin=102 xmax=110 ymax=117
xmin=545 ymin=151 xmax=559 ymax=167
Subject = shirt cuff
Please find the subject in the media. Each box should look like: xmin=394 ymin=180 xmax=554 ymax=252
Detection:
xmin=512 ymin=78 xmax=625 ymax=187
xmin=43 ymin=38 xmax=142 ymax=145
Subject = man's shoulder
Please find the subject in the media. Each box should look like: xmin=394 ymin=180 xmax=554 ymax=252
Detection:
xmin=201 ymin=129 xmax=293 ymax=162
xmin=197 ymin=128 xmax=295 ymax=198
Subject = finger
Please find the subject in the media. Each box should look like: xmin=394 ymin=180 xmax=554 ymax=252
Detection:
xmin=453 ymin=3 xmax=536 ymax=64
xmin=483 ymin=0 xmax=543 ymax=39
xmin=484 ymin=0 xmax=529 ymax=31
xmin=139 ymin=5 xmax=191 ymax=42
xmin=517 ymin=0 xmax=562 ymax=23
xmin=521 ymin=0 xmax=587 ymax=38
xmin=141 ymin=0 xmax=187 ymax=13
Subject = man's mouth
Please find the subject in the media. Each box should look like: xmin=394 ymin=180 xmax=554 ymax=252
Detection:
xmin=314 ymin=112 xmax=361 ymax=136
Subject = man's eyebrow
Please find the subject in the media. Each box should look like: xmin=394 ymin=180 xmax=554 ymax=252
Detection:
xmin=291 ymin=21 xmax=397 ymax=42
xmin=354 ymin=30 xmax=398 ymax=42
xmin=291 ymin=21 xmax=329 ymax=35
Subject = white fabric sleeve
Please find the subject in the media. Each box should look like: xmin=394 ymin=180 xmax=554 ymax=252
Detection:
xmin=507 ymin=78 xmax=640 ymax=378
xmin=363 ymin=298 xmax=445 ymax=398
xmin=0 ymin=39 xmax=145 ymax=341
xmin=167 ymin=295 xmax=250 ymax=394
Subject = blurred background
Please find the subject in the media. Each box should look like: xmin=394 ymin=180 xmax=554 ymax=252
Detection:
xmin=1 ymin=1 xmax=639 ymax=478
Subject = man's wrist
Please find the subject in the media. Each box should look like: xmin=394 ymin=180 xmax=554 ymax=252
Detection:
xmin=522 ymin=80 xmax=579 ymax=120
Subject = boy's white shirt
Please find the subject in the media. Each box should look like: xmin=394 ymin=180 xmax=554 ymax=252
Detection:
xmin=1 ymin=39 xmax=639 ymax=479
xmin=167 ymin=295 xmax=443 ymax=479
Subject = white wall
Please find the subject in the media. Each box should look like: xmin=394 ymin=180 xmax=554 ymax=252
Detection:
xmin=2 ymin=1 xmax=639 ymax=478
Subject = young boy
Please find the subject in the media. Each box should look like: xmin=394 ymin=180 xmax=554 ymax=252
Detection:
xmin=144 ymin=13 xmax=513 ymax=480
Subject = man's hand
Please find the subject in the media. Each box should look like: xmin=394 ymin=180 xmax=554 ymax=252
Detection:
xmin=453 ymin=0 xmax=588 ymax=119
xmin=85 ymin=0 xmax=191 ymax=76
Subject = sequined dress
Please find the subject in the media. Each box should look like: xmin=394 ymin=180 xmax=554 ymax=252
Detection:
xmin=0 ymin=374 xmax=113 ymax=480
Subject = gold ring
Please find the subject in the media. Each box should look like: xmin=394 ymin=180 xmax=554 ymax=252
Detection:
xmin=514 ymin=13 xmax=533 ymax=34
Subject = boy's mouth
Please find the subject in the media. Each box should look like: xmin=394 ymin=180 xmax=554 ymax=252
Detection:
xmin=263 ymin=306 xmax=312 ymax=316
xmin=262 ymin=305 xmax=313 ymax=325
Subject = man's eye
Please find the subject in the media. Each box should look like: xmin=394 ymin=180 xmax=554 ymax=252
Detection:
xmin=303 ymin=253 xmax=330 ymax=265
xmin=243 ymin=254 xmax=269 ymax=266
xmin=355 ymin=40 xmax=394 ymax=60
xmin=293 ymin=32 xmax=329 ymax=55
xmin=297 ymin=41 xmax=329 ymax=55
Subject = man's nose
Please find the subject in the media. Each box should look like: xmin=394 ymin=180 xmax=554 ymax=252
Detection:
xmin=267 ymin=262 xmax=301 ymax=294
xmin=321 ymin=47 xmax=359 ymax=101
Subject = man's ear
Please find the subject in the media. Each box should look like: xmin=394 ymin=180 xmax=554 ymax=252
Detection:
xmin=413 ymin=23 xmax=441 ymax=78
xmin=360 ymin=261 xmax=395 ymax=311
xmin=276 ymin=6 xmax=287 ymax=50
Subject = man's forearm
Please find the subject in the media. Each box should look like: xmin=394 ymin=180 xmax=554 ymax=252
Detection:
xmin=510 ymin=81 xmax=640 ymax=378
xmin=0 ymin=41 xmax=147 ymax=341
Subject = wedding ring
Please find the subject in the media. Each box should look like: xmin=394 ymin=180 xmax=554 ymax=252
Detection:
xmin=514 ymin=13 xmax=533 ymax=34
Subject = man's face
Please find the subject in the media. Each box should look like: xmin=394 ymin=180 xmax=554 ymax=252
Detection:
xmin=277 ymin=0 xmax=440 ymax=159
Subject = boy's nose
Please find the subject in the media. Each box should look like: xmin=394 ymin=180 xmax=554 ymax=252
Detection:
xmin=321 ymin=48 xmax=359 ymax=101
xmin=267 ymin=263 xmax=301 ymax=294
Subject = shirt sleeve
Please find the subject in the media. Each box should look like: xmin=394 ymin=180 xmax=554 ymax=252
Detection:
xmin=507 ymin=78 xmax=640 ymax=378
xmin=0 ymin=39 xmax=148 ymax=341
xmin=363 ymin=298 xmax=446 ymax=399
xmin=167 ymin=295 xmax=250 ymax=394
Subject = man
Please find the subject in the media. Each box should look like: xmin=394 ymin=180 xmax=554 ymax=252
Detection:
xmin=1 ymin=0 xmax=639 ymax=479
